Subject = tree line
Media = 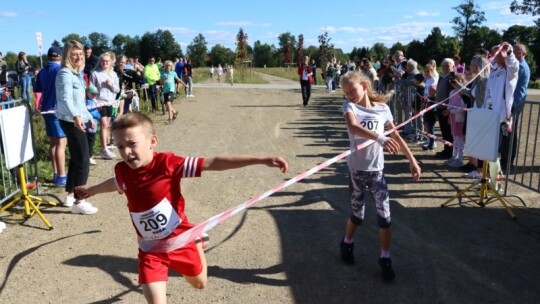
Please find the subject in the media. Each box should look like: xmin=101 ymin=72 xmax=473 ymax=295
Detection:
xmin=2 ymin=1 xmax=538 ymax=77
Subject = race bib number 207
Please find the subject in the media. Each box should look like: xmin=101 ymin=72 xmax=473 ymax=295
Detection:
xmin=131 ymin=198 xmax=181 ymax=240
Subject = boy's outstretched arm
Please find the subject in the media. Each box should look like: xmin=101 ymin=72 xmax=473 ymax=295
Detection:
xmin=203 ymin=156 xmax=288 ymax=173
xmin=75 ymin=178 xmax=117 ymax=199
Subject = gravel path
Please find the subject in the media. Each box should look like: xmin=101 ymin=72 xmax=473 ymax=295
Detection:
xmin=1 ymin=76 xmax=539 ymax=303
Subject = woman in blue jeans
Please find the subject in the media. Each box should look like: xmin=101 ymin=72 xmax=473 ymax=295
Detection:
xmin=16 ymin=52 xmax=32 ymax=102
xmin=55 ymin=40 xmax=98 ymax=215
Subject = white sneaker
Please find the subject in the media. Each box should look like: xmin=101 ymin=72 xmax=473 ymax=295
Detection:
xmin=89 ymin=157 xmax=97 ymax=165
xmin=100 ymin=148 xmax=116 ymax=160
xmin=71 ymin=200 xmax=98 ymax=215
xmin=64 ymin=195 xmax=75 ymax=207
xmin=463 ymin=170 xmax=481 ymax=179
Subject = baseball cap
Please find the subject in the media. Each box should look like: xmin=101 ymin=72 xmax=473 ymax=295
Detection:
xmin=47 ymin=46 xmax=63 ymax=59
xmin=86 ymin=85 xmax=99 ymax=94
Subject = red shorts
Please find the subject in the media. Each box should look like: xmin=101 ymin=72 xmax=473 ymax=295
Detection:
xmin=138 ymin=241 xmax=202 ymax=284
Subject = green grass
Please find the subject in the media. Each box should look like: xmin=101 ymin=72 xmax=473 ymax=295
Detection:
xmin=254 ymin=67 xmax=299 ymax=81
xmin=232 ymin=67 xmax=268 ymax=84
xmin=192 ymin=67 xmax=268 ymax=84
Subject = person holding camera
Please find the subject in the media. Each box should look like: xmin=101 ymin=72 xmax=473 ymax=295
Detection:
xmin=484 ymin=43 xmax=519 ymax=184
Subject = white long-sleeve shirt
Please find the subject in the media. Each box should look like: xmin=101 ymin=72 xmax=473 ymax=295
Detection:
xmin=483 ymin=51 xmax=519 ymax=123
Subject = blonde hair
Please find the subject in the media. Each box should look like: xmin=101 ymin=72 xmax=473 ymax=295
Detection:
xmin=98 ymin=51 xmax=116 ymax=72
xmin=341 ymin=71 xmax=394 ymax=103
xmin=111 ymin=112 xmax=156 ymax=137
xmin=61 ymin=40 xmax=85 ymax=73
xmin=164 ymin=60 xmax=173 ymax=68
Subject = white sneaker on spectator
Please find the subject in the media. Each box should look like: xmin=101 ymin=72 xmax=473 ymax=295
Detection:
xmin=100 ymin=148 xmax=116 ymax=160
xmin=71 ymin=200 xmax=98 ymax=215
xmin=463 ymin=170 xmax=481 ymax=179
xmin=64 ymin=195 xmax=75 ymax=207
xmin=89 ymin=157 xmax=97 ymax=165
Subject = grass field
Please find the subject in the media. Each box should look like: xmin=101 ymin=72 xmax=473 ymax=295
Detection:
xmin=254 ymin=67 xmax=299 ymax=81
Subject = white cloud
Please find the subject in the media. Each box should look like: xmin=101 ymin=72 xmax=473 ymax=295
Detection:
xmin=159 ymin=27 xmax=196 ymax=36
xmin=320 ymin=26 xmax=369 ymax=34
xmin=372 ymin=21 xmax=451 ymax=45
xmin=482 ymin=1 xmax=508 ymax=10
xmin=416 ymin=10 xmax=440 ymax=17
xmin=0 ymin=11 xmax=16 ymax=17
xmin=204 ymin=30 xmax=236 ymax=47
xmin=215 ymin=21 xmax=271 ymax=27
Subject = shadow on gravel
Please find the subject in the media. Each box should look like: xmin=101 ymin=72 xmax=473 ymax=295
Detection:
xmin=263 ymin=94 xmax=540 ymax=303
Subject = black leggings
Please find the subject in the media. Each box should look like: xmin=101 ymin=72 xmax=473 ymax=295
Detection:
xmin=301 ymin=80 xmax=311 ymax=105
xmin=60 ymin=120 xmax=90 ymax=198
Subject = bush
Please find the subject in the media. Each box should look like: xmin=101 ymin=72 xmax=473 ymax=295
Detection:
xmin=528 ymin=80 xmax=540 ymax=89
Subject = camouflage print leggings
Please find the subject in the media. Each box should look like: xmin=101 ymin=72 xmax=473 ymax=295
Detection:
xmin=349 ymin=169 xmax=390 ymax=221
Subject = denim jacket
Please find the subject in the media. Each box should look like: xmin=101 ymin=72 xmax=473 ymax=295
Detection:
xmin=55 ymin=68 xmax=92 ymax=122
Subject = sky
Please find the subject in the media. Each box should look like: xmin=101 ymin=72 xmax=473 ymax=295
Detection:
xmin=0 ymin=0 xmax=535 ymax=56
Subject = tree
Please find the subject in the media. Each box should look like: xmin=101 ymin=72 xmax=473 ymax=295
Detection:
xmin=235 ymin=28 xmax=249 ymax=63
xmin=210 ymin=44 xmax=235 ymax=66
xmin=424 ymin=27 xmax=446 ymax=64
xmin=253 ymin=40 xmax=277 ymax=67
xmin=61 ymin=33 xmax=83 ymax=44
xmin=277 ymin=32 xmax=296 ymax=65
xmin=406 ymin=39 xmax=427 ymax=65
xmin=51 ymin=40 xmax=61 ymax=47
xmin=390 ymin=42 xmax=407 ymax=58
xmin=187 ymin=33 xmax=208 ymax=67
xmin=4 ymin=52 xmax=17 ymax=68
xmin=511 ymin=0 xmax=540 ymax=26
xmin=350 ymin=47 xmax=370 ymax=63
xmin=467 ymin=26 xmax=502 ymax=53
xmin=369 ymin=42 xmax=389 ymax=62
xmin=87 ymin=32 xmax=110 ymax=55
xmin=451 ymin=0 xmax=486 ymax=62
xmin=318 ymin=31 xmax=334 ymax=70
xmin=111 ymin=34 xmax=130 ymax=55
xmin=140 ymin=30 xmax=182 ymax=64
xmin=503 ymin=25 xmax=537 ymax=45
xmin=304 ymin=45 xmax=319 ymax=63
xmin=296 ymin=34 xmax=304 ymax=66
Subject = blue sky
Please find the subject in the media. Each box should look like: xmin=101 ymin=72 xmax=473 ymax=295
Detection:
xmin=0 ymin=0 xmax=534 ymax=56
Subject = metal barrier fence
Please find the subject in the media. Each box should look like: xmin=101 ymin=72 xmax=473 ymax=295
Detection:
xmin=390 ymin=83 xmax=539 ymax=199
xmin=0 ymin=99 xmax=39 ymax=206
xmin=389 ymin=83 xmax=425 ymax=140
xmin=504 ymin=100 xmax=540 ymax=196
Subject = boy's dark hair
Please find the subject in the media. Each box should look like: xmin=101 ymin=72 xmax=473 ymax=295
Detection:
xmin=111 ymin=112 xmax=155 ymax=136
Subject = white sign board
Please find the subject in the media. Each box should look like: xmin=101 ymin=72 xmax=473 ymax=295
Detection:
xmin=464 ymin=108 xmax=500 ymax=162
xmin=0 ymin=106 xmax=34 ymax=170
xmin=36 ymin=32 xmax=43 ymax=54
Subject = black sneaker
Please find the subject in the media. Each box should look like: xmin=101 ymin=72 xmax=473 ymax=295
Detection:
xmin=340 ymin=240 xmax=355 ymax=265
xmin=460 ymin=163 xmax=476 ymax=172
xmin=379 ymin=257 xmax=395 ymax=281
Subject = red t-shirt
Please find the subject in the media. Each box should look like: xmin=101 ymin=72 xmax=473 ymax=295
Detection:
xmin=114 ymin=152 xmax=204 ymax=241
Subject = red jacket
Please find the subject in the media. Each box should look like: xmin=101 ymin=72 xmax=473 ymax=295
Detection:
xmin=298 ymin=66 xmax=313 ymax=84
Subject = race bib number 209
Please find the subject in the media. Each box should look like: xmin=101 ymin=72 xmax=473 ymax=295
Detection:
xmin=131 ymin=198 xmax=181 ymax=240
